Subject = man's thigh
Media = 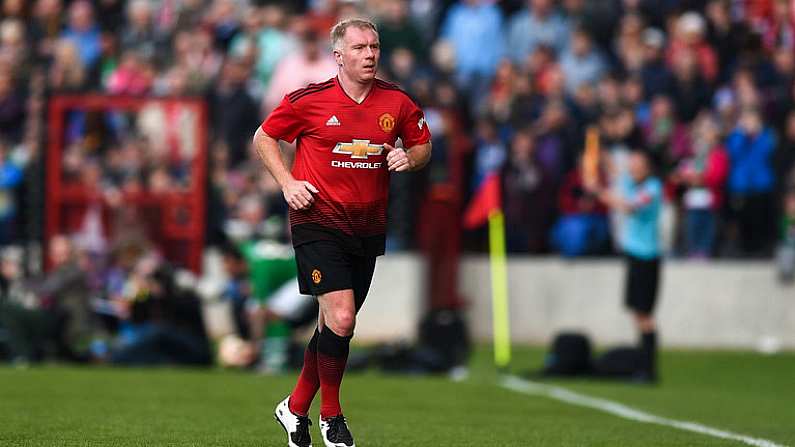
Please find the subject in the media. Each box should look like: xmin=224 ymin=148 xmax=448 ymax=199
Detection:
xmin=294 ymin=240 xmax=377 ymax=318
xmin=294 ymin=240 xmax=355 ymax=296
xmin=351 ymin=256 xmax=376 ymax=312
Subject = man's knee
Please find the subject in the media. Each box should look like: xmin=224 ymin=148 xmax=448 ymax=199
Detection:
xmin=328 ymin=310 xmax=355 ymax=336
xmin=634 ymin=312 xmax=656 ymax=331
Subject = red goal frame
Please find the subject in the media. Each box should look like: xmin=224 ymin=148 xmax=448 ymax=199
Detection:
xmin=46 ymin=95 xmax=209 ymax=273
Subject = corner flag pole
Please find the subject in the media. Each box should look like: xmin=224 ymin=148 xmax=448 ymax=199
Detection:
xmin=488 ymin=209 xmax=511 ymax=369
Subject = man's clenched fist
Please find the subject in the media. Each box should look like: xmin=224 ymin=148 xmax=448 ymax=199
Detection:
xmin=282 ymin=179 xmax=319 ymax=210
xmin=384 ymin=143 xmax=412 ymax=172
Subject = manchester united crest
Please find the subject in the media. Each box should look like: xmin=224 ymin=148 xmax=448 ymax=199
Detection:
xmin=378 ymin=113 xmax=395 ymax=133
xmin=311 ymin=269 xmax=322 ymax=284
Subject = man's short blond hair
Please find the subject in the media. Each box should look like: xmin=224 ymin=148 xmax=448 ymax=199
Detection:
xmin=330 ymin=18 xmax=378 ymax=51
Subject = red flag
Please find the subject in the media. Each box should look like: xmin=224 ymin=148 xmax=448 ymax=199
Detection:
xmin=463 ymin=173 xmax=502 ymax=229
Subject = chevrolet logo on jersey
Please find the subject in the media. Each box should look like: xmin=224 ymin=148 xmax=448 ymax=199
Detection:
xmin=332 ymin=139 xmax=384 ymax=159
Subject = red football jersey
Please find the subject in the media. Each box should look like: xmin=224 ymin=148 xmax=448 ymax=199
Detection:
xmin=260 ymin=76 xmax=431 ymax=254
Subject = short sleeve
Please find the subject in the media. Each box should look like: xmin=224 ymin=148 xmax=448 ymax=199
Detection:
xmin=260 ymin=96 xmax=305 ymax=143
xmin=397 ymin=98 xmax=431 ymax=148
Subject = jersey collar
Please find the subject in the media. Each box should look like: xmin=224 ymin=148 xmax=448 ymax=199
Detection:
xmin=334 ymin=75 xmax=376 ymax=106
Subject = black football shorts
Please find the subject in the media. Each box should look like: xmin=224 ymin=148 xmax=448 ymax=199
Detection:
xmin=295 ymin=240 xmax=377 ymax=312
xmin=624 ymin=254 xmax=661 ymax=315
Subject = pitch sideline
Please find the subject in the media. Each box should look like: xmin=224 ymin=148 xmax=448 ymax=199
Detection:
xmin=501 ymin=376 xmax=787 ymax=447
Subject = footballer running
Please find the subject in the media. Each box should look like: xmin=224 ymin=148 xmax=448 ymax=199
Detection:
xmin=253 ymin=18 xmax=432 ymax=447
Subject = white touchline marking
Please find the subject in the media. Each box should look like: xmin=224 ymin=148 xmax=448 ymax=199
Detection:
xmin=501 ymin=376 xmax=787 ymax=447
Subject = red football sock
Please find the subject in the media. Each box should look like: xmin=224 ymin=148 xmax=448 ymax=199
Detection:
xmin=317 ymin=328 xmax=352 ymax=419
xmin=288 ymin=329 xmax=320 ymax=416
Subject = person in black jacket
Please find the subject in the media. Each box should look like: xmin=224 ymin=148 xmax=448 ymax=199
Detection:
xmin=110 ymin=264 xmax=212 ymax=366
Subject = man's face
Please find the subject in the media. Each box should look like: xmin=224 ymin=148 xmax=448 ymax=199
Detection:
xmin=629 ymin=152 xmax=650 ymax=182
xmin=335 ymin=26 xmax=380 ymax=83
xmin=69 ymin=2 xmax=93 ymax=31
xmin=572 ymin=32 xmax=591 ymax=56
xmin=49 ymin=236 xmax=72 ymax=267
xmin=530 ymin=0 xmax=553 ymax=16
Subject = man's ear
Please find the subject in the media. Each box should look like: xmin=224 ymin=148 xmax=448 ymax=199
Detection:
xmin=333 ymin=49 xmax=343 ymax=66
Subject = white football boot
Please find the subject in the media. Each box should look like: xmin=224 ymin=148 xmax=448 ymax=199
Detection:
xmin=274 ymin=396 xmax=312 ymax=447
xmin=319 ymin=415 xmax=355 ymax=447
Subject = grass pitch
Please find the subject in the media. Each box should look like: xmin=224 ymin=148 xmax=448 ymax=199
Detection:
xmin=1 ymin=347 xmax=793 ymax=446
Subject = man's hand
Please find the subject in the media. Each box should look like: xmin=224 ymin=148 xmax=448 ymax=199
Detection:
xmin=282 ymin=179 xmax=319 ymax=210
xmin=384 ymin=143 xmax=412 ymax=172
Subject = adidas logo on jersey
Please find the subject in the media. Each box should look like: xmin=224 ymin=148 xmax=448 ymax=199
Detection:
xmin=326 ymin=115 xmax=341 ymax=126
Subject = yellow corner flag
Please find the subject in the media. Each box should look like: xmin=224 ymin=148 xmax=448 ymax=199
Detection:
xmin=488 ymin=209 xmax=511 ymax=369
xmin=463 ymin=174 xmax=511 ymax=369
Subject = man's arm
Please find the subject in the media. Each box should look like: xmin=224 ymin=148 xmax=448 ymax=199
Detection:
xmin=596 ymin=186 xmax=658 ymax=215
xmin=596 ymin=189 xmax=633 ymax=213
xmin=252 ymin=126 xmax=318 ymax=210
xmin=384 ymin=141 xmax=432 ymax=172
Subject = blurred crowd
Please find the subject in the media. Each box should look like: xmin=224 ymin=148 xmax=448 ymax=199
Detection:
xmin=0 ymin=0 xmax=792 ymax=260
xmin=2 ymin=0 xmax=795 ymax=364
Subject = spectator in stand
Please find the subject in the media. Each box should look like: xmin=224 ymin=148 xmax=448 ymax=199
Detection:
xmin=596 ymin=74 xmax=624 ymax=111
xmin=471 ymin=115 xmax=506 ymax=190
xmin=507 ymin=0 xmax=570 ymax=64
xmin=385 ymin=47 xmax=423 ymax=89
xmin=92 ymin=0 xmax=123 ymax=33
xmin=29 ymin=0 xmax=64 ymax=63
xmin=486 ymin=59 xmax=518 ymax=125
xmin=726 ymin=107 xmax=777 ymax=257
xmin=120 ymin=0 xmax=163 ymax=63
xmin=768 ymin=47 xmax=795 ymax=128
xmin=171 ymin=27 xmax=222 ymax=93
xmin=638 ymin=28 xmax=673 ymax=99
xmin=203 ymin=0 xmax=241 ymax=52
xmin=666 ymin=11 xmax=718 ymax=84
xmin=730 ymin=69 xmax=764 ymax=113
xmin=757 ymin=0 xmax=795 ymax=52
xmin=0 ymin=19 xmax=28 ymax=71
xmin=502 ymin=128 xmax=557 ymax=253
xmin=262 ymin=27 xmax=337 ymax=115
xmin=508 ymin=71 xmax=546 ymax=130
xmin=106 ymin=50 xmax=153 ymax=95
xmin=61 ymin=0 xmax=101 ymax=69
xmin=642 ymin=95 xmax=691 ymax=175
xmin=571 ymin=82 xmax=599 ymax=125
xmin=88 ymin=32 xmax=119 ymax=89
xmin=377 ymin=0 xmax=427 ymax=62
xmin=0 ymin=140 xmax=22 ymax=246
xmin=614 ymin=12 xmax=644 ymax=69
xmin=229 ymin=4 xmax=294 ymax=94
xmin=553 ymin=155 xmax=610 ymax=257
xmin=0 ymin=68 xmax=25 ymax=143
xmin=673 ymin=112 xmax=729 ymax=258
xmin=532 ymin=99 xmax=576 ymax=181
xmin=1 ymin=0 xmax=27 ymax=20
xmin=208 ymin=58 xmax=260 ymax=168
xmin=668 ymin=48 xmax=711 ymax=123
xmin=705 ymin=0 xmax=749 ymax=85
xmin=524 ymin=44 xmax=556 ymax=92
xmin=623 ymin=76 xmax=650 ymax=126
xmin=559 ymin=27 xmax=605 ymax=95
xmin=440 ymin=0 xmax=504 ymax=96
xmin=48 ymin=38 xmax=86 ymax=92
